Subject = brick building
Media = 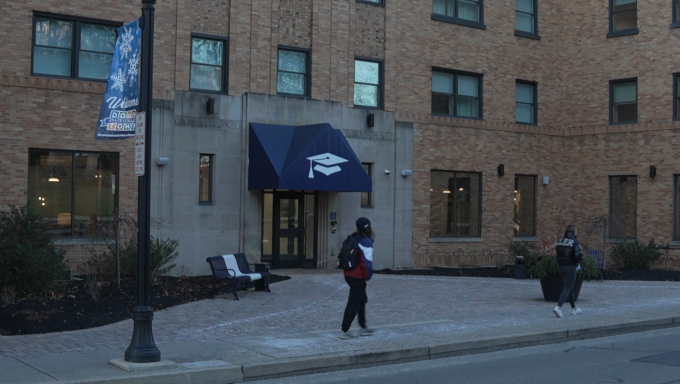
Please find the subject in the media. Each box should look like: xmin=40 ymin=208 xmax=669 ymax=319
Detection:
xmin=1 ymin=0 xmax=680 ymax=274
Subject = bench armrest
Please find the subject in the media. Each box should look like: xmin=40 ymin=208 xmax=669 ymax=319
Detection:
xmin=214 ymin=267 xmax=237 ymax=278
xmin=251 ymin=263 xmax=269 ymax=273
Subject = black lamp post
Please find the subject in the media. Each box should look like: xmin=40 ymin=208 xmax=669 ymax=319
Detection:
xmin=125 ymin=0 xmax=160 ymax=363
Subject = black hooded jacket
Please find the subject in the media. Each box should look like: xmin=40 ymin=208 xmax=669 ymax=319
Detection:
xmin=555 ymin=231 xmax=584 ymax=266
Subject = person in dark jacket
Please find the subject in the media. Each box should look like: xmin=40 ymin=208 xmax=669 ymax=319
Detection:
xmin=552 ymin=225 xmax=584 ymax=318
xmin=339 ymin=217 xmax=374 ymax=339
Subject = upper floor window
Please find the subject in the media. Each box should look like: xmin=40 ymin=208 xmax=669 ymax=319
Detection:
xmin=277 ymin=47 xmax=310 ymax=97
xmin=515 ymin=0 xmax=539 ymax=39
xmin=432 ymin=0 xmax=485 ymax=29
xmin=610 ymin=79 xmax=637 ymax=124
xmin=199 ymin=154 xmax=213 ymax=204
xmin=608 ymin=0 xmax=638 ymax=37
xmin=354 ymin=58 xmax=383 ymax=108
xmin=28 ymin=150 xmax=119 ymax=239
xmin=673 ymin=0 xmax=680 ymax=28
xmin=358 ymin=0 xmax=384 ymax=5
xmin=32 ymin=14 xmax=118 ymax=81
xmin=516 ymin=81 xmax=537 ymax=125
xmin=432 ymin=70 xmax=482 ymax=119
xmin=191 ymin=35 xmax=228 ymax=93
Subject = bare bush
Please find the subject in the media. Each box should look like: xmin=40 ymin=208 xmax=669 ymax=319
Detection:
xmin=84 ymin=273 xmax=102 ymax=299
xmin=1 ymin=285 xmax=16 ymax=305
xmin=174 ymin=264 xmax=193 ymax=278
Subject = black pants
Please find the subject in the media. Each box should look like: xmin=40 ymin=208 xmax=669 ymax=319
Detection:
xmin=558 ymin=265 xmax=577 ymax=309
xmin=341 ymin=276 xmax=367 ymax=332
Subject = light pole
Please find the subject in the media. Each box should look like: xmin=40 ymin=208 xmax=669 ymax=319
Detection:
xmin=125 ymin=0 xmax=160 ymax=363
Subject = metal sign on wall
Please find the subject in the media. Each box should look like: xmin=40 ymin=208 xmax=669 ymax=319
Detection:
xmin=135 ymin=112 xmax=146 ymax=176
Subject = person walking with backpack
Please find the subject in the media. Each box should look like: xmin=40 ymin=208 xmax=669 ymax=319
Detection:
xmin=339 ymin=217 xmax=374 ymax=339
xmin=552 ymin=225 xmax=584 ymax=318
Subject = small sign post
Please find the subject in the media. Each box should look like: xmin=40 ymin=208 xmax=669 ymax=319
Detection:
xmin=135 ymin=112 xmax=146 ymax=176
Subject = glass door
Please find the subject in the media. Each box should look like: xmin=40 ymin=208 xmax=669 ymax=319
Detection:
xmin=262 ymin=190 xmax=316 ymax=268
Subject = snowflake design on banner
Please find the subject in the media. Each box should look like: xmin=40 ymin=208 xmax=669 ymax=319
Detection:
xmin=119 ymin=26 xmax=134 ymax=60
xmin=127 ymin=52 xmax=139 ymax=84
xmin=110 ymin=68 xmax=127 ymax=92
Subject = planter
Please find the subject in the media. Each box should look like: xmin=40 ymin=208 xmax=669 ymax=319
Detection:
xmin=539 ymin=274 xmax=584 ymax=302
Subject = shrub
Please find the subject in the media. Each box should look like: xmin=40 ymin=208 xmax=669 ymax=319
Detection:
xmin=87 ymin=236 xmax=179 ymax=283
xmin=528 ymin=253 xmax=599 ymax=280
xmin=0 ymin=205 xmax=67 ymax=294
xmin=507 ymin=240 xmax=537 ymax=258
xmin=610 ymin=239 xmax=662 ymax=270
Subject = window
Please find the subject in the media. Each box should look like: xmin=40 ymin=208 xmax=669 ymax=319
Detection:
xmin=354 ymin=58 xmax=382 ymax=108
xmin=432 ymin=70 xmax=482 ymax=119
xmin=673 ymin=0 xmax=680 ymax=28
xmin=432 ymin=0 xmax=485 ymax=29
xmin=515 ymin=0 xmax=539 ymax=39
xmin=610 ymin=79 xmax=637 ymax=124
xmin=28 ymin=150 xmax=118 ymax=239
xmin=429 ymin=170 xmax=482 ymax=238
xmin=191 ymin=35 xmax=228 ymax=93
xmin=514 ymin=175 xmax=536 ymax=237
xmin=199 ymin=154 xmax=213 ymax=204
xmin=277 ymin=47 xmax=310 ymax=97
xmin=358 ymin=0 xmax=384 ymax=5
xmin=674 ymin=175 xmax=680 ymax=239
xmin=361 ymin=163 xmax=373 ymax=207
xmin=516 ymin=81 xmax=536 ymax=125
xmin=608 ymin=0 xmax=638 ymax=37
xmin=609 ymin=176 xmax=637 ymax=239
xmin=674 ymin=73 xmax=680 ymax=120
xmin=32 ymin=13 xmax=118 ymax=81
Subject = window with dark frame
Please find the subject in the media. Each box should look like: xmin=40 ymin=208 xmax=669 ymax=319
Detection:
xmin=354 ymin=58 xmax=382 ymax=108
xmin=32 ymin=14 xmax=118 ymax=81
xmin=609 ymin=176 xmax=637 ymax=239
xmin=190 ymin=35 xmax=228 ymax=93
xmin=514 ymin=175 xmax=536 ymax=237
xmin=361 ymin=163 xmax=373 ymax=207
xmin=610 ymin=79 xmax=637 ymax=124
xmin=277 ymin=48 xmax=310 ymax=97
xmin=609 ymin=0 xmax=637 ymax=36
xmin=674 ymin=175 xmax=680 ymax=240
xmin=674 ymin=0 xmax=680 ymax=27
xmin=515 ymin=81 xmax=536 ymax=125
xmin=432 ymin=0 xmax=485 ymax=29
xmin=432 ymin=70 xmax=482 ymax=119
xmin=674 ymin=74 xmax=680 ymax=120
xmin=199 ymin=154 xmax=213 ymax=204
xmin=429 ymin=170 xmax=482 ymax=238
xmin=27 ymin=149 xmax=119 ymax=239
xmin=515 ymin=0 xmax=539 ymax=38
xmin=357 ymin=0 xmax=383 ymax=5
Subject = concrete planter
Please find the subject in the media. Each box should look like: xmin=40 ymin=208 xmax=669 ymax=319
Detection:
xmin=539 ymin=274 xmax=584 ymax=302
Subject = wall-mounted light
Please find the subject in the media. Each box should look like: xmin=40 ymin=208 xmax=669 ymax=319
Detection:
xmin=207 ymin=98 xmax=215 ymax=115
xmin=650 ymin=165 xmax=657 ymax=178
xmin=400 ymin=169 xmax=412 ymax=177
xmin=443 ymin=190 xmax=451 ymax=194
xmin=156 ymin=157 xmax=169 ymax=166
xmin=367 ymin=113 xmax=375 ymax=128
xmin=497 ymin=164 xmax=504 ymax=176
xmin=543 ymin=176 xmax=549 ymax=185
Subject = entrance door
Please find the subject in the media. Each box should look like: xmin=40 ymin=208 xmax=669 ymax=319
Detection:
xmin=262 ymin=191 xmax=317 ymax=268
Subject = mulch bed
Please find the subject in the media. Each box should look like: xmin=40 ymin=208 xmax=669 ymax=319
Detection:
xmin=375 ymin=266 xmax=680 ymax=281
xmin=0 ymin=274 xmax=290 ymax=336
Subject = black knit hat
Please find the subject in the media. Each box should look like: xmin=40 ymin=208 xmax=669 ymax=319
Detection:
xmin=356 ymin=217 xmax=371 ymax=230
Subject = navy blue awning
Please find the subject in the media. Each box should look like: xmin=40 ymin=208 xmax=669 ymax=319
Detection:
xmin=248 ymin=123 xmax=372 ymax=192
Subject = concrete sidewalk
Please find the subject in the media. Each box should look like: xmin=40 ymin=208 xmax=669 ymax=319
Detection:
xmin=3 ymin=269 xmax=680 ymax=384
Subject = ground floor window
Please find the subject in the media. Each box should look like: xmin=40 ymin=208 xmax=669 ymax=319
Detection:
xmin=429 ymin=170 xmax=481 ymax=237
xmin=674 ymin=175 xmax=680 ymax=240
xmin=514 ymin=175 xmax=536 ymax=237
xmin=28 ymin=149 xmax=118 ymax=238
xmin=609 ymin=175 xmax=637 ymax=239
xmin=361 ymin=163 xmax=373 ymax=207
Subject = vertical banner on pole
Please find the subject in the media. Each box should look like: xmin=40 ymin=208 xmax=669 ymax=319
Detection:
xmin=95 ymin=20 xmax=141 ymax=140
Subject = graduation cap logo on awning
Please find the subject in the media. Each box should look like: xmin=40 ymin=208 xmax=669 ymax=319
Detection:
xmin=307 ymin=153 xmax=348 ymax=178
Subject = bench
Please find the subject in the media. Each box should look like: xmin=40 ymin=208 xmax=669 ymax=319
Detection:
xmin=205 ymin=254 xmax=271 ymax=300
xmin=587 ymin=250 xmax=604 ymax=282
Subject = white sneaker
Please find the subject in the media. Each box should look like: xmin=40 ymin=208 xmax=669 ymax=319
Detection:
xmin=358 ymin=327 xmax=375 ymax=337
xmin=571 ymin=307 xmax=582 ymax=315
xmin=338 ymin=331 xmax=358 ymax=340
xmin=552 ymin=306 xmax=563 ymax=318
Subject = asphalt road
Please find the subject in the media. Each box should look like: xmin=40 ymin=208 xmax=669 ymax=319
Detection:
xmin=249 ymin=327 xmax=680 ymax=384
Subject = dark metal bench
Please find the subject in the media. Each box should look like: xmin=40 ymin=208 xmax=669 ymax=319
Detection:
xmin=205 ymin=254 xmax=270 ymax=300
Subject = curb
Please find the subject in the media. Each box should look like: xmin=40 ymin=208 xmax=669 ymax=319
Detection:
xmin=49 ymin=317 xmax=680 ymax=384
